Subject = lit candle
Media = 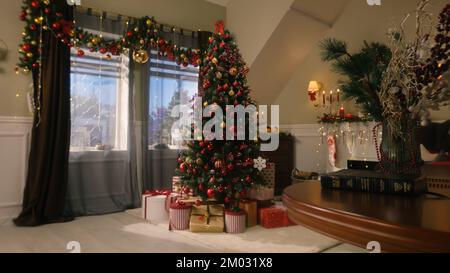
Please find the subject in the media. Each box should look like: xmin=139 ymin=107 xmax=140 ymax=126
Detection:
xmin=330 ymin=90 xmax=333 ymax=105
xmin=337 ymin=89 xmax=340 ymax=103
xmin=339 ymin=106 xmax=345 ymax=118
xmin=322 ymin=90 xmax=326 ymax=106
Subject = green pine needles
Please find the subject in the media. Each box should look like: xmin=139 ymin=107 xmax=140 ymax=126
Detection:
xmin=320 ymin=38 xmax=392 ymax=121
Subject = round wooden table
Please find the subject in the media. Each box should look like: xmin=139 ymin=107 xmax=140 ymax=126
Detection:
xmin=282 ymin=181 xmax=450 ymax=253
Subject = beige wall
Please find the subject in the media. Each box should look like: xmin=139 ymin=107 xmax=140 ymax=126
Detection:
xmin=0 ymin=0 xmax=225 ymax=117
xmin=227 ymin=0 xmax=294 ymax=67
xmin=273 ymin=0 xmax=450 ymax=124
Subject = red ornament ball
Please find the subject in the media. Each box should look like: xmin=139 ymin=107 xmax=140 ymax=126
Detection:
xmin=52 ymin=22 xmax=61 ymax=30
xmin=31 ymin=1 xmax=40 ymax=9
xmin=179 ymin=163 xmax=187 ymax=173
xmin=22 ymin=43 xmax=31 ymax=52
xmin=183 ymin=187 xmax=191 ymax=195
xmin=198 ymin=183 xmax=204 ymax=191
xmin=76 ymin=49 xmax=85 ymax=57
xmin=224 ymin=197 xmax=231 ymax=203
xmin=207 ymin=188 xmax=215 ymax=198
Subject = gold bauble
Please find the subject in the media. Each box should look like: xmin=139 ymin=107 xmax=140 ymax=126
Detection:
xmin=43 ymin=0 xmax=50 ymax=5
xmin=146 ymin=19 xmax=152 ymax=26
xmin=203 ymin=101 xmax=209 ymax=107
xmin=34 ymin=16 xmax=43 ymax=24
xmin=229 ymin=67 xmax=237 ymax=76
xmin=133 ymin=49 xmax=149 ymax=64
xmin=140 ymin=39 xmax=145 ymax=45
xmin=212 ymin=57 xmax=218 ymax=65
xmin=216 ymin=72 xmax=222 ymax=79
xmin=91 ymin=38 xmax=99 ymax=45
xmin=228 ymin=90 xmax=235 ymax=97
xmin=196 ymin=158 xmax=204 ymax=166
xmin=26 ymin=52 xmax=33 ymax=58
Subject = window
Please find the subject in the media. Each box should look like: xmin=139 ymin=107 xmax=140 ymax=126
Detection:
xmin=148 ymin=51 xmax=199 ymax=149
xmin=70 ymin=48 xmax=129 ymax=151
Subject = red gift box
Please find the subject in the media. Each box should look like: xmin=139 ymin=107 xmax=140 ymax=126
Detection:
xmin=258 ymin=206 xmax=295 ymax=228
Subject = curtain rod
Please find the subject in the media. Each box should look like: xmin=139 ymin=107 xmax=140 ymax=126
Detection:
xmin=74 ymin=6 xmax=201 ymax=35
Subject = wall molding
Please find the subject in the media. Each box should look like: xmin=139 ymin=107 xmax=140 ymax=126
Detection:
xmin=0 ymin=116 xmax=32 ymax=222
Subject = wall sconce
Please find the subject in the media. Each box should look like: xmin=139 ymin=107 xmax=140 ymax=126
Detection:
xmin=307 ymin=80 xmax=322 ymax=107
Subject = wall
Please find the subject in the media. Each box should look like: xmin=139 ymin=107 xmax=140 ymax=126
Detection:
xmin=0 ymin=0 xmax=225 ymax=118
xmin=273 ymin=0 xmax=450 ymax=125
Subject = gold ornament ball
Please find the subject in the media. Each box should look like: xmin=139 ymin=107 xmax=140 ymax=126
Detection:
xmin=216 ymin=72 xmax=222 ymax=79
xmin=203 ymin=101 xmax=209 ymax=107
xmin=146 ymin=19 xmax=152 ymax=26
xmin=91 ymin=38 xmax=99 ymax=45
xmin=133 ymin=49 xmax=149 ymax=64
xmin=228 ymin=90 xmax=235 ymax=96
xmin=26 ymin=52 xmax=33 ymax=58
xmin=196 ymin=158 xmax=204 ymax=166
xmin=212 ymin=58 xmax=218 ymax=65
xmin=34 ymin=16 xmax=44 ymax=24
xmin=229 ymin=67 xmax=237 ymax=76
xmin=31 ymin=40 xmax=37 ymax=46
xmin=43 ymin=0 xmax=50 ymax=5
xmin=140 ymin=39 xmax=145 ymax=45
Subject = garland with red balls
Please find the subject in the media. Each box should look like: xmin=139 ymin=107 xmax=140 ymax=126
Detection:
xmin=17 ymin=0 xmax=201 ymax=74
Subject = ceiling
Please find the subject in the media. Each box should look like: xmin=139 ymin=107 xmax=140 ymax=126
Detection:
xmin=204 ymin=0 xmax=229 ymax=7
xmin=291 ymin=0 xmax=350 ymax=26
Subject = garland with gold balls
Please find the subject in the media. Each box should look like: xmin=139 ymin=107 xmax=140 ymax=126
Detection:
xmin=17 ymin=0 xmax=202 ymax=75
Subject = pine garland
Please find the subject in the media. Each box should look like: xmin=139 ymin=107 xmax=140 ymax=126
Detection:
xmin=17 ymin=0 xmax=201 ymax=73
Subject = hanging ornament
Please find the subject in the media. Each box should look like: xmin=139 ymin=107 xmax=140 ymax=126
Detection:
xmin=229 ymin=67 xmax=237 ymax=76
xmin=253 ymin=157 xmax=267 ymax=171
xmin=133 ymin=49 xmax=149 ymax=64
xmin=327 ymin=135 xmax=337 ymax=168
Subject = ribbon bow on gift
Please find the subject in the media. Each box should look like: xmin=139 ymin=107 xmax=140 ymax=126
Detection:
xmin=144 ymin=189 xmax=171 ymax=196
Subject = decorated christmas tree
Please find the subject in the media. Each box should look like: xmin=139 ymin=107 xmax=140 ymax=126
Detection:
xmin=176 ymin=21 xmax=262 ymax=209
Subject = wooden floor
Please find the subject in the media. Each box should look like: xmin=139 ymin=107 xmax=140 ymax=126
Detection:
xmin=0 ymin=211 xmax=366 ymax=253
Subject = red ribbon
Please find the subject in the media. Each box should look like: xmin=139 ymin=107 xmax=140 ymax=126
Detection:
xmin=143 ymin=189 xmax=171 ymax=196
xmin=215 ymin=20 xmax=225 ymax=35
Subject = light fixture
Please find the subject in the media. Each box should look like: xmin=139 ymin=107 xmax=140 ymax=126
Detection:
xmin=308 ymin=81 xmax=322 ymax=107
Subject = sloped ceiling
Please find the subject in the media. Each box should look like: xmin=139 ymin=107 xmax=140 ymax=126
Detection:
xmin=248 ymin=0 xmax=350 ymax=105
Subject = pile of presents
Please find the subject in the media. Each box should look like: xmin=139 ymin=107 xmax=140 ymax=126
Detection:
xmin=141 ymin=163 xmax=296 ymax=234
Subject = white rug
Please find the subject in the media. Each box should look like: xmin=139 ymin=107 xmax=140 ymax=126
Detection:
xmin=127 ymin=208 xmax=343 ymax=253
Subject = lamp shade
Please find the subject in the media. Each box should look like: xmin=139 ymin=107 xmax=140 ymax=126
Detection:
xmin=308 ymin=81 xmax=320 ymax=92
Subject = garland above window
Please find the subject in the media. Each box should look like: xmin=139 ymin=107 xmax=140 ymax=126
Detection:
xmin=16 ymin=0 xmax=202 ymax=74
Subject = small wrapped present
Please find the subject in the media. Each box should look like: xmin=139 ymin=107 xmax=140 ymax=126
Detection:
xmin=261 ymin=162 xmax=275 ymax=188
xmin=248 ymin=186 xmax=274 ymax=201
xmin=258 ymin=205 xmax=293 ymax=228
xmin=142 ymin=189 xmax=171 ymax=222
xmin=190 ymin=204 xmax=224 ymax=233
xmin=239 ymin=200 xmax=257 ymax=227
xmin=172 ymin=176 xmax=182 ymax=195
xmin=225 ymin=210 xmax=246 ymax=234
xmin=169 ymin=202 xmax=193 ymax=230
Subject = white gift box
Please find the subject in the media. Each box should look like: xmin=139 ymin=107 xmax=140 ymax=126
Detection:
xmin=142 ymin=194 xmax=170 ymax=222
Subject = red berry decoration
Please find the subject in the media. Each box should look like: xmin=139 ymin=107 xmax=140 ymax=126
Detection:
xmin=99 ymin=48 xmax=107 ymax=54
xmin=198 ymin=183 xmax=204 ymax=191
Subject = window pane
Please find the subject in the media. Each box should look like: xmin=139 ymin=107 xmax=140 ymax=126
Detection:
xmin=70 ymin=48 xmax=128 ymax=151
xmin=149 ymin=57 xmax=199 ymax=149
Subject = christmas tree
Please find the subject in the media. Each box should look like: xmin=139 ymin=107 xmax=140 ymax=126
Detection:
xmin=176 ymin=21 xmax=262 ymax=209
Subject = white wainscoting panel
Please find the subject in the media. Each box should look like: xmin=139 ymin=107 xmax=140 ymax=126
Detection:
xmin=280 ymin=124 xmax=327 ymax=173
xmin=280 ymin=123 xmax=379 ymax=174
xmin=0 ymin=116 xmax=33 ymax=222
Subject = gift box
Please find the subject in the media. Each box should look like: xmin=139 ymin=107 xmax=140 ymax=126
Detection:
xmin=169 ymin=202 xmax=193 ymax=230
xmin=261 ymin=162 xmax=275 ymax=188
xmin=172 ymin=176 xmax=182 ymax=195
xmin=258 ymin=205 xmax=294 ymax=228
xmin=190 ymin=204 xmax=224 ymax=233
xmin=239 ymin=200 xmax=257 ymax=227
xmin=142 ymin=189 xmax=171 ymax=222
xmin=225 ymin=210 xmax=246 ymax=234
xmin=248 ymin=186 xmax=275 ymax=201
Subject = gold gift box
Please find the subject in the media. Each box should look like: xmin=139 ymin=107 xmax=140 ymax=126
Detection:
xmin=239 ymin=200 xmax=257 ymax=227
xmin=190 ymin=204 xmax=224 ymax=233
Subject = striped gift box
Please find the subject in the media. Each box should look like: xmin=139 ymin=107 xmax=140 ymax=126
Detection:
xmin=225 ymin=210 xmax=246 ymax=234
xmin=169 ymin=203 xmax=192 ymax=230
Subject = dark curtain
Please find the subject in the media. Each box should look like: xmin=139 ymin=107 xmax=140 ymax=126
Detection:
xmin=64 ymin=11 xmax=141 ymax=216
xmin=14 ymin=2 xmax=73 ymax=226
